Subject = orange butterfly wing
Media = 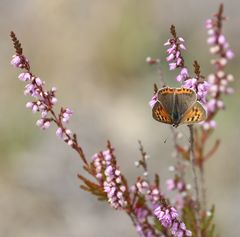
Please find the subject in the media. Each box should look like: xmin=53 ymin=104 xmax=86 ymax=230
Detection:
xmin=152 ymin=101 xmax=173 ymax=124
xmin=180 ymin=101 xmax=207 ymax=125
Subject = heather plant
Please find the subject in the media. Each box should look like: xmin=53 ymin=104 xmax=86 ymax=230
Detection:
xmin=10 ymin=4 xmax=234 ymax=237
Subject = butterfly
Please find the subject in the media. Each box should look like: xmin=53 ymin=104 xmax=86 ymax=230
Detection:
xmin=152 ymin=87 xmax=207 ymax=127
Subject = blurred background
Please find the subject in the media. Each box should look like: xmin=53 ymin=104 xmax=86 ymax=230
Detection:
xmin=0 ymin=0 xmax=239 ymax=236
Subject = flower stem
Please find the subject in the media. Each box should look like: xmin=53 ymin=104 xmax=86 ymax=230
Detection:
xmin=200 ymin=166 xmax=207 ymax=212
xmin=188 ymin=125 xmax=201 ymax=237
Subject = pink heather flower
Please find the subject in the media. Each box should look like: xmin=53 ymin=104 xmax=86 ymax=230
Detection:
xmin=179 ymin=44 xmax=186 ymax=50
xmin=164 ymin=33 xmax=186 ymax=73
xmin=35 ymin=77 xmax=43 ymax=86
xmin=26 ymin=101 xmax=33 ymax=109
xmin=180 ymin=67 xmax=189 ymax=78
xmin=176 ymin=67 xmax=189 ymax=82
xmin=201 ymin=120 xmax=216 ymax=130
xmin=149 ymin=94 xmax=157 ymax=108
xmin=11 ymin=44 xmax=76 ymax=146
xmin=176 ymin=182 xmax=184 ymax=192
xmin=205 ymin=19 xmax=213 ymax=29
xmin=24 ymin=82 xmax=42 ymax=97
xmin=56 ymin=127 xmax=64 ymax=139
xmin=51 ymin=87 xmax=57 ymax=92
xmin=67 ymin=139 xmax=73 ymax=146
xmin=135 ymin=179 xmax=161 ymax=205
xmin=169 ymin=63 xmax=177 ymax=70
xmin=218 ymin=34 xmax=226 ymax=44
xmin=183 ymin=79 xmax=209 ymax=103
xmin=207 ymin=36 xmax=216 ymax=45
xmin=92 ymin=153 xmax=104 ymax=181
xmin=183 ymin=78 xmax=197 ymax=90
xmin=62 ymin=108 xmax=73 ymax=123
xmin=206 ymin=16 xmax=234 ymax=60
xmin=176 ymin=75 xmax=183 ymax=82
xmin=11 ymin=55 xmax=21 ymax=67
xmin=176 ymin=58 xmax=182 ymax=66
xmin=175 ymin=195 xmax=184 ymax=210
xmin=36 ymin=119 xmax=51 ymax=130
xmin=32 ymin=104 xmax=38 ymax=113
xmin=11 ymin=55 xmax=29 ymax=68
xmin=166 ymin=179 xmax=175 ymax=191
xmin=164 ymin=40 xmax=171 ymax=46
xmin=154 ymin=205 xmax=192 ymax=237
xmin=197 ymin=81 xmax=210 ymax=103
xmin=18 ymin=72 xmax=31 ymax=81
xmin=51 ymin=97 xmax=58 ymax=105
xmin=41 ymin=110 xmax=48 ymax=118
xmin=134 ymin=207 xmax=157 ymax=237
xmin=92 ymin=149 xmax=128 ymax=209
xmin=226 ymin=49 xmax=234 ymax=59
xmin=166 ymin=53 xmax=175 ymax=62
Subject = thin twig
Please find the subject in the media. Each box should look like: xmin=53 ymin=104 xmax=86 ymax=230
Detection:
xmin=171 ymin=127 xmax=185 ymax=179
xmin=188 ymin=125 xmax=201 ymax=237
xmin=157 ymin=62 xmax=166 ymax=88
xmin=200 ymin=166 xmax=207 ymax=213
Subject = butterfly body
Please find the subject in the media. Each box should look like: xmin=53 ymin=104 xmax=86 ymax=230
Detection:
xmin=152 ymin=87 xmax=207 ymax=127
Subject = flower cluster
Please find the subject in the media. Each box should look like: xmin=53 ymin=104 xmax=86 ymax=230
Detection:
xmin=154 ymin=205 xmax=192 ymax=237
xmin=166 ymin=177 xmax=186 ymax=192
xmin=206 ymin=18 xmax=234 ymax=60
xmin=149 ymin=94 xmax=157 ymax=109
xmin=203 ymin=4 xmax=234 ymax=129
xmin=10 ymin=5 xmax=234 ymax=236
xmin=135 ymin=179 xmax=161 ymax=207
xmin=164 ymin=25 xmax=189 ymax=82
xmin=134 ymin=206 xmax=158 ymax=237
xmin=163 ymin=26 xmax=210 ymax=104
xmin=10 ymin=50 xmax=75 ymax=145
xmin=183 ymin=77 xmax=210 ymax=103
xmin=92 ymin=148 xmax=128 ymax=209
xmin=11 ymin=54 xmax=29 ymax=70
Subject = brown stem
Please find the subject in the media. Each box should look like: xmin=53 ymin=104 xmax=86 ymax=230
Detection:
xmin=200 ymin=166 xmax=207 ymax=213
xmin=171 ymin=127 xmax=185 ymax=179
xmin=188 ymin=125 xmax=201 ymax=237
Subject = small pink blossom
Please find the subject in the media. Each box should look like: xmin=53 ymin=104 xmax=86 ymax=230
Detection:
xmin=35 ymin=77 xmax=43 ymax=86
xmin=154 ymin=205 xmax=192 ymax=236
xmin=11 ymin=55 xmax=21 ymax=67
xmin=166 ymin=179 xmax=175 ymax=191
xmin=149 ymin=94 xmax=157 ymax=108
xmin=62 ymin=108 xmax=73 ymax=123
xmin=169 ymin=63 xmax=177 ymax=70
xmin=18 ymin=72 xmax=31 ymax=81
xmin=56 ymin=127 xmax=64 ymax=138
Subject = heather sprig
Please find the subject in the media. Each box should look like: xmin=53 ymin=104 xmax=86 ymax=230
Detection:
xmin=11 ymin=32 xmax=190 ymax=237
xmin=10 ymin=4 xmax=234 ymax=237
xmin=10 ymin=32 xmax=87 ymax=156
xmin=91 ymin=144 xmax=129 ymax=209
xmin=203 ymin=3 xmax=234 ymax=130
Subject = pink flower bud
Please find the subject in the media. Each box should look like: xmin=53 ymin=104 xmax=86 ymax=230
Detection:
xmin=179 ymin=44 xmax=186 ymax=50
xmin=166 ymin=53 xmax=175 ymax=62
xmin=18 ymin=72 xmax=31 ymax=81
xmin=169 ymin=63 xmax=177 ymax=70
xmin=218 ymin=34 xmax=226 ymax=44
xmin=26 ymin=102 xmax=33 ymax=109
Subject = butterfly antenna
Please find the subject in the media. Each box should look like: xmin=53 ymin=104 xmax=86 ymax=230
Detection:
xmin=163 ymin=135 xmax=169 ymax=144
